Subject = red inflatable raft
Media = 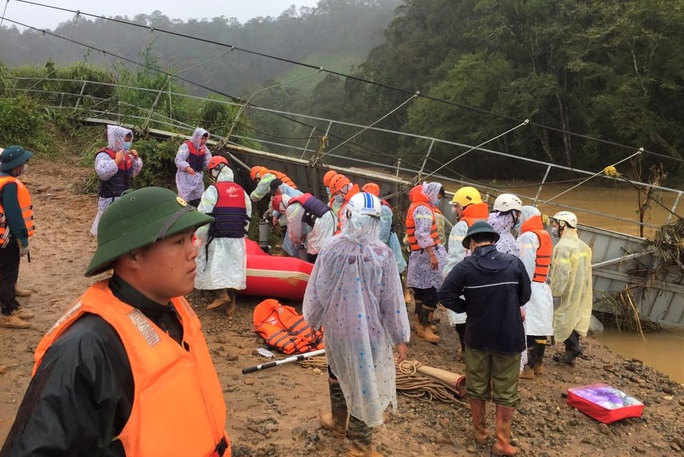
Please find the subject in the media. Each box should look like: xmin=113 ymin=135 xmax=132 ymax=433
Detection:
xmin=240 ymin=239 xmax=314 ymax=302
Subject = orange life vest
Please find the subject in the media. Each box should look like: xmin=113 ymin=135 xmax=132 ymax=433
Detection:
xmin=521 ymin=214 xmax=552 ymax=283
xmin=269 ymin=170 xmax=297 ymax=189
xmin=33 ymin=281 xmax=231 ymax=457
xmin=0 ymin=175 xmax=34 ymax=246
xmin=459 ymin=202 xmax=489 ymax=228
xmin=253 ymin=299 xmax=324 ymax=355
xmin=406 ymin=187 xmax=440 ymax=251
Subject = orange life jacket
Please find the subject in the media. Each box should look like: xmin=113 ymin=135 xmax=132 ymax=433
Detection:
xmin=521 ymin=214 xmax=552 ymax=283
xmin=269 ymin=170 xmax=297 ymax=189
xmin=33 ymin=281 xmax=231 ymax=457
xmin=0 ymin=175 xmax=34 ymax=246
xmin=253 ymin=299 xmax=324 ymax=355
xmin=406 ymin=188 xmax=440 ymax=251
xmin=459 ymin=202 xmax=489 ymax=228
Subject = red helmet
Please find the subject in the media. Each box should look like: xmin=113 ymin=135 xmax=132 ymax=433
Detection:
xmin=361 ymin=182 xmax=380 ymax=197
xmin=208 ymin=156 xmax=229 ymax=170
xmin=271 ymin=194 xmax=285 ymax=212
xmin=323 ymin=170 xmax=338 ymax=187
xmin=329 ymin=174 xmax=351 ymax=195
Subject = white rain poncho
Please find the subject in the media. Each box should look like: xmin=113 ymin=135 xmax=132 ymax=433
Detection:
xmin=516 ymin=206 xmax=554 ymax=337
xmin=194 ymin=166 xmax=251 ymax=290
xmin=488 ymin=211 xmax=520 ymax=256
xmin=303 ymin=211 xmax=410 ymax=427
xmin=406 ymin=183 xmax=447 ymax=290
xmin=379 ymin=203 xmax=407 ymax=274
xmin=550 ymin=227 xmax=593 ymax=341
xmin=175 ymin=128 xmax=212 ymax=203
xmin=280 ymin=194 xmax=337 ymax=256
xmin=90 ymin=125 xmax=143 ymax=236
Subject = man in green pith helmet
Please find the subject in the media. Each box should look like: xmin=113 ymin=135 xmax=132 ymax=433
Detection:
xmin=0 ymin=145 xmax=35 ymax=329
xmin=1 ymin=187 xmax=232 ymax=457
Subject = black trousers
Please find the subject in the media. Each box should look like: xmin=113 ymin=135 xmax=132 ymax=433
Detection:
xmin=563 ymin=330 xmax=582 ymax=355
xmin=0 ymin=239 xmax=20 ymax=316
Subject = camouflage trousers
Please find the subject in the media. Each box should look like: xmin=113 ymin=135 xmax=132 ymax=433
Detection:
xmin=328 ymin=366 xmax=373 ymax=447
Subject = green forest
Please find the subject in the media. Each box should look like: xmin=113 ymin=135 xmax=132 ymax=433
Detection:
xmin=1 ymin=0 xmax=684 ymax=185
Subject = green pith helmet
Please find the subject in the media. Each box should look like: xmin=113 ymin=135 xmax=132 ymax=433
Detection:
xmin=1 ymin=145 xmax=33 ymax=172
xmin=85 ymin=187 xmax=213 ymax=277
xmin=462 ymin=220 xmax=500 ymax=249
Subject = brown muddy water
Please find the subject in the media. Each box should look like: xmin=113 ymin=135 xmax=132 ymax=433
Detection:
xmin=446 ymin=182 xmax=684 ymax=383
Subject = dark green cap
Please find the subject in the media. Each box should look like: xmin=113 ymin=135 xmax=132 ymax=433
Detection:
xmin=85 ymin=187 xmax=213 ymax=277
xmin=462 ymin=221 xmax=500 ymax=249
xmin=1 ymin=145 xmax=33 ymax=172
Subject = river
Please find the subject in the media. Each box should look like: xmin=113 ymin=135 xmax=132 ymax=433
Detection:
xmin=442 ymin=181 xmax=684 ymax=383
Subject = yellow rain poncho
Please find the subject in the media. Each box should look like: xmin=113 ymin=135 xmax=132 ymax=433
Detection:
xmin=549 ymin=227 xmax=593 ymax=341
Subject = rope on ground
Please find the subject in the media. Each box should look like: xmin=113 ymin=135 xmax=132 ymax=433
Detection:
xmin=299 ymin=356 xmax=467 ymax=405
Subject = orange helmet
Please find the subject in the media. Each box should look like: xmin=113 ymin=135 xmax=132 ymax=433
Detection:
xmin=208 ymin=156 xmax=229 ymax=170
xmin=329 ymin=174 xmax=351 ymax=195
xmin=361 ymin=182 xmax=380 ymax=197
xmin=250 ymin=165 xmax=268 ymax=181
xmin=323 ymin=170 xmax=338 ymax=187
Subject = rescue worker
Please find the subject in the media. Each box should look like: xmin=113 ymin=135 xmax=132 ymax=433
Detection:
xmin=361 ymin=182 xmax=406 ymax=274
xmin=442 ymin=186 xmax=489 ymax=356
xmin=1 ymin=187 xmax=231 ymax=457
xmin=304 ymin=191 xmax=410 ymax=457
xmin=249 ymin=166 xmax=298 ymax=202
xmin=271 ymin=191 xmax=337 ymax=263
xmin=90 ymin=125 xmax=143 ymax=236
xmin=328 ymin=173 xmax=351 ymax=215
xmin=550 ymin=211 xmax=593 ymax=367
xmin=406 ymin=183 xmax=447 ymax=344
xmin=516 ymin=206 xmax=554 ymax=379
xmin=439 ymin=221 xmax=530 ymax=456
xmin=175 ymin=127 xmax=212 ymax=207
xmin=488 ymin=193 xmax=523 ymax=257
xmin=0 ymin=145 xmax=35 ymax=329
xmin=0 ymin=146 xmax=32 ymax=299
xmin=249 ymin=166 xmax=302 ymax=257
xmin=196 ymin=156 xmax=251 ymax=315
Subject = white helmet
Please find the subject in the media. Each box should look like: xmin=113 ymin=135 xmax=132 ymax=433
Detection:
xmin=553 ymin=211 xmax=577 ymax=228
xmin=347 ymin=192 xmax=382 ymax=218
xmin=493 ymin=193 xmax=523 ymax=213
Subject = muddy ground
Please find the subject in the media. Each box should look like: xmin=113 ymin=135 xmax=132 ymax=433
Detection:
xmin=1 ymin=158 xmax=683 ymax=456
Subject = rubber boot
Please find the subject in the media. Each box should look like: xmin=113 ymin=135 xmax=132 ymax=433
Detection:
xmin=415 ymin=306 xmax=440 ymax=344
xmin=519 ymin=365 xmax=535 ymax=380
xmin=468 ymin=398 xmax=489 ymax=444
xmin=206 ymin=289 xmax=229 ymax=310
xmin=491 ymin=405 xmax=518 ymax=456
xmin=319 ymin=377 xmax=347 ymax=437
xmin=0 ymin=314 xmax=31 ymax=329
xmin=225 ymin=289 xmax=237 ymax=316
xmin=427 ymin=309 xmax=439 ymax=333
xmin=347 ymin=415 xmax=381 ymax=457
xmin=413 ymin=299 xmax=423 ymax=326
xmin=15 ymin=285 xmax=32 ymax=297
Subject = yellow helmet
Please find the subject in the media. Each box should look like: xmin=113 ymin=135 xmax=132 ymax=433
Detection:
xmin=451 ymin=186 xmax=482 ymax=207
